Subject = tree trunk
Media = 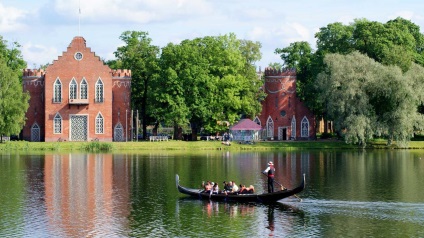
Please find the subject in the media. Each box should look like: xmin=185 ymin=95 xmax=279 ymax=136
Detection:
xmin=141 ymin=78 xmax=148 ymax=140
xmin=191 ymin=123 xmax=198 ymax=141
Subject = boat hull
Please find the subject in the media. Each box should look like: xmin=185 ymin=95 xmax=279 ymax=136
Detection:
xmin=176 ymin=174 xmax=305 ymax=203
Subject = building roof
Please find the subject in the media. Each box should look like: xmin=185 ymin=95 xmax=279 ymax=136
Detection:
xmin=230 ymin=119 xmax=262 ymax=131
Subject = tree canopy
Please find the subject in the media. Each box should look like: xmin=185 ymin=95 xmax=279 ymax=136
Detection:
xmin=275 ymin=17 xmax=424 ymax=144
xmin=0 ymin=36 xmax=29 ymax=138
xmin=316 ymin=52 xmax=424 ymax=145
xmin=154 ymin=34 xmax=264 ymax=140
xmin=110 ymin=31 xmax=160 ymax=140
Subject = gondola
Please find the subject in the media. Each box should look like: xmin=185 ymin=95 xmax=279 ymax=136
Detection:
xmin=176 ymin=174 xmax=305 ymax=203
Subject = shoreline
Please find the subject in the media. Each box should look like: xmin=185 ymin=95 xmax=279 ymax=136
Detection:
xmin=2 ymin=139 xmax=424 ymax=152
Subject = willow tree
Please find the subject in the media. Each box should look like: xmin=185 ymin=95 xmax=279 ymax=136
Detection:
xmin=276 ymin=18 xmax=424 ymax=141
xmin=0 ymin=37 xmax=29 ymax=140
xmin=316 ymin=52 xmax=424 ymax=145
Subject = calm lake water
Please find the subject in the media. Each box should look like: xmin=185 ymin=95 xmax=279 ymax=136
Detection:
xmin=0 ymin=149 xmax=423 ymax=237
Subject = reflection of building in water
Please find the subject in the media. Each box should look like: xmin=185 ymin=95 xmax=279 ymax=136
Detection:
xmin=44 ymin=154 xmax=130 ymax=236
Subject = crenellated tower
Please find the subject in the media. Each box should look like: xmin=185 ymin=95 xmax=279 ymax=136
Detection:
xmin=257 ymin=67 xmax=315 ymax=141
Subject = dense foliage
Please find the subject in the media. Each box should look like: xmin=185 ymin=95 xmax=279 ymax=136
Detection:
xmin=275 ymin=17 xmax=424 ymax=144
xmin=111 ymin=31 xmax=160 ymax=140
xmin=154 ymin=34 xmax=264 ymax=140
xmin=0 ymin=36 xmax=29 ymax=139
xmin=316 ymin=52 xmax=424 ymax=145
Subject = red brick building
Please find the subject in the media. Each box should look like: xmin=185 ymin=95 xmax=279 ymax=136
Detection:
xmin=22 ymin=36 xmax=131 ymax=142
xmin=256 ymin=68 xmax=315 ymax=140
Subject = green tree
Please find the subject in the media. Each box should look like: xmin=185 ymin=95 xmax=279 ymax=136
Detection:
xmin=268 ymin=62 xmax=283 ymax=70
xmin=0 ymin=36 xmax=29 ymax=140
xmin=113 ymin=31 xmax=160 ymax=140
xmin=353 ymin=18 xmax=416 ymax=72
xmin=316 ymin=52 xmax=423 ymax=145
xmin=275 ymin=18 xmax=424 ymax=141
xmin=156 ymin=34 xmax=263 ymax=140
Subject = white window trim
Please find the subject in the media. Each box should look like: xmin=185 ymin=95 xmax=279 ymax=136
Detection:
xmin=301 ymin=116 xmax=309 ymax=138
xmin=266 ymin=116 xmax=274 ymax=139
xmin=291 ymin=116 xmax=296 ymax=139
xmin=95 ymin=78 xmax=104 ymax=103
xmin=69 ymin=77 xmax=78 ymax=100
xmin=95 ymin=112 xmax=104 ymax=134
xmin=80 ymin=77 xmax=88 ymax=100
xmin=53 ymin=77 xmax=62 ymax=103
xmin=53 ymin=113 xmax=62 ymax=134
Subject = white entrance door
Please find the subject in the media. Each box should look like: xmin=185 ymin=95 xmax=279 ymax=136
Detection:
xmin=70 ymin=115 xmax=88 ymax=141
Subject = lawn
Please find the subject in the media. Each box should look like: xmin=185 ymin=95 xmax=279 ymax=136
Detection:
xmin=1 ymin=139 xmax=423 ymax=152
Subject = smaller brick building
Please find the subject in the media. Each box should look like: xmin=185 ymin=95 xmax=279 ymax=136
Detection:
xmin=22 ymin=36 xmax=131 ymax=142
xmin=256 ymin=68 xmax=315 ymax=140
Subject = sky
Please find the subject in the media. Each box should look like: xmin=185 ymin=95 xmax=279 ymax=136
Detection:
xmin=0 ymin=0 xmax=423 ymax=70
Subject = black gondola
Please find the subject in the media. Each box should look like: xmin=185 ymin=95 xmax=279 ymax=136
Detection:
xmin=176 ymin=174 xmax=305 ymax=203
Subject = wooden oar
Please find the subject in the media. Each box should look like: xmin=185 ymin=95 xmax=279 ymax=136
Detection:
xmin=261 ymin=172 xmax=302 ymax=202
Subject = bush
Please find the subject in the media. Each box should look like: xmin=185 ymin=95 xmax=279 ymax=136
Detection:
xmin=319 ymin=132 xmax=334 ymax=139
xmin=83 ymin=141 xmax=113 ymax=152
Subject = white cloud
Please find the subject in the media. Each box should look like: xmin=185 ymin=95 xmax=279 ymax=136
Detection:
xmin=392 ymin=11 xmax=415 ymax=20
xmin=248 ymin=26 xmax=270 ymax=41
xmin=21 ymin=42 xmax=59 ymax=68
xmin=274 ymin=22 xmax=311 ymax=45
xmin=52 ymin=0 xmax=214 ymax=24
xmin=0 ymin=3 xmax=27 ymax=32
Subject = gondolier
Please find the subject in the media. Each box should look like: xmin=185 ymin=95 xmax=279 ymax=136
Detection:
xmin=263 ymin=161 xmax=275 ymax=193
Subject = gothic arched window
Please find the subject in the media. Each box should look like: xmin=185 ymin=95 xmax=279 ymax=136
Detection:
xmin=95 ymin=78 xmax=104 ymax=103
xmin=53 ymin=78 xmax=62 ymax=103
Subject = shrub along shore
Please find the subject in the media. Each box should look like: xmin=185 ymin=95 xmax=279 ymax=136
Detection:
xmin=1 ymin=139 xmax=424 ymax=152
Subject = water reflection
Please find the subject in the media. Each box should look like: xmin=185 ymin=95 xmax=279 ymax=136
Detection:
xmin=43 ymin=153 xmax=131 ymax=237
xmin=1 ymin=150 xmax=424 ymax=237
xmin=266 ymin=204 xmax=275 ymax=236
xmin=175 ymin=197 xmax=306 ymax=237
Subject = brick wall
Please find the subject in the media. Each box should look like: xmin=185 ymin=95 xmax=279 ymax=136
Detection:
xmin=258 ymin=68 xmax=315 ymax=140
xmin=23 ymin=76 xmax=45 ymax=141
xmin=23 ymin=37 xmax=131 ymax=142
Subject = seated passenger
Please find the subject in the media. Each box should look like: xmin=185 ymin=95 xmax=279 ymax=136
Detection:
xmin=232 ymin=181 xmax=239 ymax=193
xmin=239 ymin=184 xmax=255 ymax=194
xmin=223 ymin=181 xmax=233 ymax=192
xmin=248 ymin=185 xmax=255 ymax=193
xmin=202 ymin=181 xmax=212 ymax=193
xmin=212 ymin=183 xmax=219 ymax=194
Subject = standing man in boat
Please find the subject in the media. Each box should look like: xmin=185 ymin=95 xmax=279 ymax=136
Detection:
xmin=263 ymin=161 xmax=275 ymax=193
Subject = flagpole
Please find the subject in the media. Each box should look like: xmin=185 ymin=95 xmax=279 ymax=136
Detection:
xmin=78 ymin=0 xmax=81 ymax=36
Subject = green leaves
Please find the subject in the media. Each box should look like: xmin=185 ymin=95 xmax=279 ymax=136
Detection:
xmin=111 ymin=31 xmax=160 ymax=139
xmin=317 ymin=52 xmax=424 ymax=145
xmin=276 ymin=17 xmax=424 ymax=144
xmin=0 ymin=37 xmax=29 ymax=137
xmin=157 ymin=34 xmax=263 ymax=137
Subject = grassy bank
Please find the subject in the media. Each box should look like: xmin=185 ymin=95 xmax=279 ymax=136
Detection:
xmin=2 ymin=139 xmax=424 ymax=152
